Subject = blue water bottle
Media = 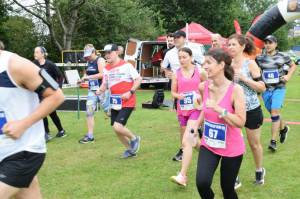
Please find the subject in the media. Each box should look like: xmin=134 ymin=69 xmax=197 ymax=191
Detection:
xmin=0 ymin=110 xmax=7 ymax=135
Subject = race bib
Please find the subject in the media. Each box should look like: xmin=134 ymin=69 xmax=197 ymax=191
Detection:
xmin=110 ymin=95 xmax=122 ymax=110
xmin=88 ymin=80 xmax=100 ymax=91
xmin=204 ymin=120 xmax=227 ymax=149
xmin=179 ymin=92 xmax=195 ymax=111
xmin=263 ymin=69 xmax=280 ymax=84
xmin=0 ymin=111 xmax=7 ymax=135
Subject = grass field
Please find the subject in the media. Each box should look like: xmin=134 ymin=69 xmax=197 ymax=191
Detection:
xmin=40 ymin=68 xmax=300 ymax=199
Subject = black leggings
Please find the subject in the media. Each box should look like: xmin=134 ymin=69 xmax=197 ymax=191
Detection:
xmin=196 ymin=146 xmax=243 ymax=199
xmin=43 ymin=110 xmax=63 ymax=133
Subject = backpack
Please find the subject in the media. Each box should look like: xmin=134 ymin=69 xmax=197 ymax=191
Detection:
xmin=151 ymin=89 xmax=164 ymax=108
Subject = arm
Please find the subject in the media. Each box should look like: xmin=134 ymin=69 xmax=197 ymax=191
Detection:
xmin=161 ymin=53 xmax=173 ymax=79
xmin=121 ymin=64 xmax=142 ymax=100
xmin=282 ymin=61 xmax=297 ymax=82
xmin=3 ymin=55 xmax=64 ymax=139
xmin=83 ymin=58 xmax=105 ymax=80
xmin=206 ymin=85 xmax=246 ymax=128
xmin=171 ymin=73 xmax=183 ymax=100
xmin=239 ymin=60 xmax=266 ymax=93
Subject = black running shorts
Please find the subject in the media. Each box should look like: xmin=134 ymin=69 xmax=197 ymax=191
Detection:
xmin=245 ymin=106 xmax=264 ymax=130
xmin=0 ymin=151 xmax=45 ymax=188
xmin=111 ymin=107 xmax=134 ymax=126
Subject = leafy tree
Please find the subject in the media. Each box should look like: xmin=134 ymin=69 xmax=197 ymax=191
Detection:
xmin=3 ymin=16 xmax=38 ymax=58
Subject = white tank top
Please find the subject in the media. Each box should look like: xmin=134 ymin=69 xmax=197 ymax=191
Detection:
xmin=0 ymin=51 xmax=46 ymax=161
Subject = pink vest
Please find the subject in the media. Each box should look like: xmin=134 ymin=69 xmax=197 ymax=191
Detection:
xmin=201 ymin=81 xmax=245 ymax=157
xmin=176 ymin=67 xmax=201 ymax=116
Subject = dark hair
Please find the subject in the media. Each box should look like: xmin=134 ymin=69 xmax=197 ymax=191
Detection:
xmin=228 ymin=34 xmax=255 ymax=55
xmin=178 ymin=47 xmax=193 ymax=57
xmin=0 ymin=40 xmax=4 ymax=50
xmin=37 ymin=46 xmax=48 ymax=58
xmin=167 ymin=33 xmax=175 ymax=38
xmin=206 ymin=48 xmax=234 ymax=81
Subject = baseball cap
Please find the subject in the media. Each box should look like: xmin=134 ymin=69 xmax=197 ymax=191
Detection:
xmin=264 ymin=35 xmax=277 ymax=43
xmin=174 ymin=30 xmax=186 ymax=38
xmin=83 ymin=47 xmax=95 ymax=57
xmin=103 ymin=44 xmax=118 ymax=52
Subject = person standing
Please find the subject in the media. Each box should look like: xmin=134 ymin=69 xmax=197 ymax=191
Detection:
xmin=256 ymin=35 xmax=297 ymax=151
xmin=33 ymin=46 xmax=66 ymax=141
xmin=98 ymin=44 xmax=142 ymax=158
xmin=0 ymin=44 xmax=64 ymax=199
xmin=78 ymin=44 xmax=106 ymax=144
xmin=228 ymin=34 xmax=266 ymax=186
xmin=196 ymin=48 xmax=246 ymax=199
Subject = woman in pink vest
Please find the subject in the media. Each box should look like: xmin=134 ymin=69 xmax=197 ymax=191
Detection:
xmin=196 ymin=48 xmax=246 ymax=199
xmin=170 ymin=47 xmax=206 ymax=187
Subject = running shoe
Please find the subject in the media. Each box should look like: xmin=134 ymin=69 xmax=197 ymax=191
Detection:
xmin=234 ymin=176 xmax=242 ymax=190
xmin=56 ymin=130 xmax=67 ymax=138
xmin=121 ymin=149 xmax=136 ymax=159
xmin=268 ymin=140 xmax=277 ymax=152
xmin=45 ymin=133 xmax=53 ymax=143
xmin=172 ymin=148 xmax=183 ymax=162
xmin=130 ymin=136 xmax=141 ymax=154
xmin=79 ymin=135 xmax=94 ymax=144
xmin=279 ymin=125 xmax=289 ymax=143
xmin=254 ymin=168 xmax=266 ymax=185
xmin=170 ymin=172 xmax=187 ymax=187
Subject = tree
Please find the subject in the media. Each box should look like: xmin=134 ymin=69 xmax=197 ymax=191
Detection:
xmin=0 ymin=0 xmax=9 ymax=43
xmin=9 ymin=0 xmax=86 ymax=51
xmin=3 ymin=16 xmax=38 ymax=58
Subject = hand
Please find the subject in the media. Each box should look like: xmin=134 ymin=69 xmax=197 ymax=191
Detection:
xmin=121 ymin=91 xmax=132 ymax=100
xmin=234 ymin=72 xmax=246 ymax=82
xmin=2 ymin=120 xmax=28 ymax=140
xmin=177 ymin=94 xmax=185 ymax=100
xmin=96 ymin=88 xmax=104 ymax=95
xmin=166 ymin=70 xmax=173 ymax=79
xmin=280 ymin=75 xmax=290 ymax=83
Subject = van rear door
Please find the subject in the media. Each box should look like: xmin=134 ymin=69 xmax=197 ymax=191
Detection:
xmin=124 ymin=38 xmax=140 ymax=71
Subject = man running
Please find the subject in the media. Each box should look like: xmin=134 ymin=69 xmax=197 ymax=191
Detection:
xmin=0 ymin=42 xmax=64 ymax=199
xmin=98 ymin=44 xmax=142 ymax=158
xmin=256 ymin=35 xmax=297 ymax=151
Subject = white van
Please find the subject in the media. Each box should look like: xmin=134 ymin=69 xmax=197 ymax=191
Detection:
xmin=124 ymin=38 xmax=206 ymax=88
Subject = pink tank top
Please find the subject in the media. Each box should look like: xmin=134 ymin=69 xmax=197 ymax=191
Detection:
xmin=176 ymin=67 xmax=201 ymax=116
xmin=201 ymin=81 xmax=245 ymax=157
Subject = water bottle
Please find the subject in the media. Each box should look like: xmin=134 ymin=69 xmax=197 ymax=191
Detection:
xmin=0 ymin=109 xmax=7 ymax=135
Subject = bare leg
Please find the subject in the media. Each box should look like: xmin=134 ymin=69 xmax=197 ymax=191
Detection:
xmin=0 ymin=181 xmax=19 ymax=199
xmin=15 ymin=176 xmax=42 ymax=199
xmin=87 ymin=116 xmax=94 ymax=135
xmin=271 ymin=109 xmax=280 ymax=140
xmin=113 ymin=122 xmax=135 ymax=148
xmin=180 ymin=120 xmax=199 ymax=176
xmin=246 ymin=127 xmax=263 ymax=170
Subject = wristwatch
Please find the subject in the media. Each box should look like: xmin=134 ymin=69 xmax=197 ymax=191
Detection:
xmin=219 ymin=108 xmax=228 ymax=118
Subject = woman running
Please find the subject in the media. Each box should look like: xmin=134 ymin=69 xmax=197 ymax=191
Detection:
xmin=170 ymin=47 xmax=206 ymax=187
xmin=196 ymin=48 xmax=246 ymax=199
xmin=228 ymin=34 xmax=266 ymax=186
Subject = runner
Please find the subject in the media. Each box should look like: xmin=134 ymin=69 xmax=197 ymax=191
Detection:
xmin=196 ymin=48 xmax=246 ymax=199
xmin=98 ymin=44 xmax=142 ymax=158
xmin=256 ymin=35 xmax=297 ymax=151
xmin=78 ymin=44 xmax=106 ymax=144
xmin=0 ymin=45 xmax=64 ymax=199
xmin=33 ymin=46 xmax=66 ymax=141
xmin=170 ymin=47 xmax=206 ymax=186
xmin=228 ymin=34 xmax=266 ymax=186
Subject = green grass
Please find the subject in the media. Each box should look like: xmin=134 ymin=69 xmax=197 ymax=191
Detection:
xmin=40 ymin=68 xmax=300 ymax=199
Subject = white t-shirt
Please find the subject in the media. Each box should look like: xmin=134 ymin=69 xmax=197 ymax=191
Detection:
xmin=161 ymin=42 xmax=205 ymax=73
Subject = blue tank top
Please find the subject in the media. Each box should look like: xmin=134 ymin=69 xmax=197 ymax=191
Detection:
xmin=237 ymin=60 xmax=260 ymax=111
xmin=86 ymin=57 xmax=102 ymax=90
